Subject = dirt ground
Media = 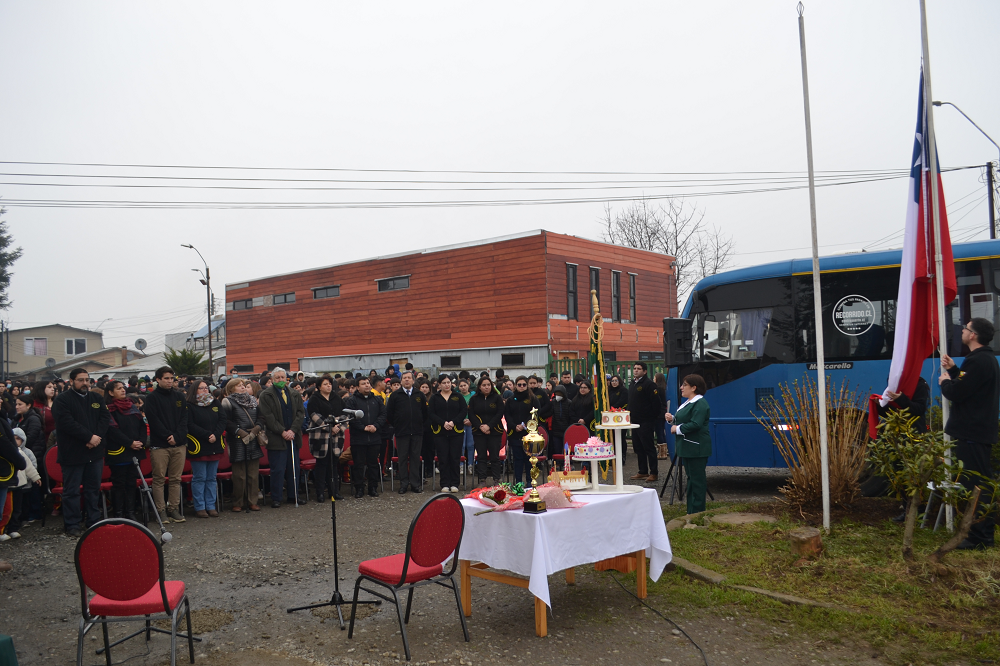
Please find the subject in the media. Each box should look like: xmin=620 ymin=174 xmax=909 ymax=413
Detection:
xmin=0 ymin=462 xmax=892 ymax=666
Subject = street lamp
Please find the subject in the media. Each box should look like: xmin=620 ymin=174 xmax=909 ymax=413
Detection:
xmin=181 ymin=244 xmax=213 ymax=379
xmin=932 ymin=100 xmax=999 ymax=239
xmin=95 ymin=317 xmax=113 ymax=331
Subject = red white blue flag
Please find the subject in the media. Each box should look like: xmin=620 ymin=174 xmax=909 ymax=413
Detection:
xmin=884 ymin=67 xmax=957 ymax=403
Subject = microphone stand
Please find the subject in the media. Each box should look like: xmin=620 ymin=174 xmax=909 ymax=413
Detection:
xmin=133 ymin=456 xmax=172 ymax=544
xmin=286 ymin=495 xmax=380 ymax=628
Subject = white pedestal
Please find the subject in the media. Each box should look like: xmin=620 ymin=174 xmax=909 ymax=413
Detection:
xmin=573 ymin=424 xmax=643 ymax=495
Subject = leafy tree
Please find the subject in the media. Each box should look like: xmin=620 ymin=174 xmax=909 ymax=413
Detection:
xmin=0 ymin=211 xmax=23 ymax=310
xmin=163 ymin=347 xmax=209 ymax=376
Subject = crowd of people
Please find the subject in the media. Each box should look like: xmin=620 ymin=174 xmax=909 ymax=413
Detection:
xmin=0 ymin=360 xmax=676 ymax=573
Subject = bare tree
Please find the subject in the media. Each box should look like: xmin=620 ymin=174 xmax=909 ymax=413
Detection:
xmin=601 ymin=197 xmax=734 ymax=308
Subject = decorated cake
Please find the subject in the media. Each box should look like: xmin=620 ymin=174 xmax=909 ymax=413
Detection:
xmin=573 ymin=436 xmax=615 ymax=459
xmin=552 ymin=468 xmax=589 ymax=490
xmin=601 ymin=410 xmax=631 ymax=426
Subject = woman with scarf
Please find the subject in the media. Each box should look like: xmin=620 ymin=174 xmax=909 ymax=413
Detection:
xmin=222 ymin=379 xmax=264 ymax=512
xmin=104 ymin=381 xmax=146 ymax=520
xmin=31 ymin=380 xmax=56 ymax=446
xmin=571 ymin=380 xmax=596 ymax=433
xmin=186 ymin=380 xmax=226 ymax=518
xmin=306 ymin=375 xmax=346 ymax=502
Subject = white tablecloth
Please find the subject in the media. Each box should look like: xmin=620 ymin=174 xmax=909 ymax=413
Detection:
xmin=459 ymin=488 xmax=672 ymax=607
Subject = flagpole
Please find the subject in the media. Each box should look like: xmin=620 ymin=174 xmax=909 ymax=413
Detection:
xmin=919 ymin=0 xmax=953 ymax=532
xmin=797 ymin=2 xmax=831 ymax=533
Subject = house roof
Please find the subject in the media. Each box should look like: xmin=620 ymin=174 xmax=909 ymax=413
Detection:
xmin=192 ymin=319 xmax=225 ymax=339
xmin=14 ymin=347 xmax=145 ymax=377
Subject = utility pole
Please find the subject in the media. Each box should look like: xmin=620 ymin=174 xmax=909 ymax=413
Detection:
xmin=988 ymin=163 xmax=996 ymax=240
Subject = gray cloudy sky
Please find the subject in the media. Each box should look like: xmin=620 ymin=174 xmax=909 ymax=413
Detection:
xmin=0 ymin=1 xmax=996 ymax=352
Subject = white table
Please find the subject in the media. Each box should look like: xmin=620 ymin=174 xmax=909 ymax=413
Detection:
xmin=458 ymin=488 xmax=672 ymax=637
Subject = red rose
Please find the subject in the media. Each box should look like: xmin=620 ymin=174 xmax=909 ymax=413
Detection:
xmin=494 ymin=489 xmax=506 ymax=502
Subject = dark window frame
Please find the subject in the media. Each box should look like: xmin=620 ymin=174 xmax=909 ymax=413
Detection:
xmin=273 ymin=292 xmax=296 ymax=305
xmin=566 ymin=264 xmax=578 ymax=321
xmin=312 ymin=285 xmax=340 ymax=299
xmin=267 ymin=362 xmax=293 ymax=372
xmin=590 ymin=267 xmax=601 ymax=319
xmin=377 ymin=275 xmax=410 ymax=292
xmin=231 ymin=364 xmax=254 ymax=373
xmin=440 ymin=355 xmax=462 ymax=368
xmin=629 ymin=273 xmax=637 ymax=322
xmin=232 ymin=299 xmax=253 ymax=311
xmin=500 ymin=353 xmax=525 ymax=366
xmin=611 ymin=271 xmax=621 ymax=322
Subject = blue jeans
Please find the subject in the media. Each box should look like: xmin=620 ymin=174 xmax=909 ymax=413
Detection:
xmin=462 ymin=429 xmax=475 ymax=465
xmin=268 ymin=444 xmax=299 ymax=503
xmin=62 ymin=459 xmax=103 ymax=531
xmin=190 ymin=459 xmax=219 ymax=511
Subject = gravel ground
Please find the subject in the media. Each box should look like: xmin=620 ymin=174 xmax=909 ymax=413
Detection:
xmin=0 ymin=459 xmax=887 ymax=666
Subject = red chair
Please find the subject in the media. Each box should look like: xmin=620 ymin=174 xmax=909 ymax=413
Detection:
xmin=215 ymin=457 xmax=232 ymax=512
xmin=348 ymin=494 xmax=469 ymax=661
xmin=74 ymin=518 xmax=199 ymax=666
xmin=99 ymin=464 xmax=113 ymax=519
xmin=43 ymin=447 xmax=63 ymax=527
xmin=298 ymin=437 xmax=316 ymax=502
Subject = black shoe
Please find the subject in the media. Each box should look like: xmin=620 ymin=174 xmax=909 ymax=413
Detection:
xmin=315 ymin=494 xmax=326 ymax=503
xmin=65 ymin=527 xmax=82 ymax=538
xmin=354 ymin=488 xmax=365 ymax=499
xmin=368 ymin=487 xmax=379 ymax=498
xmin=956 ymin=539 xmax=992 ymax=551
xmin=410 ymin=485 xmax=423 ymax=493
xmin=398 ymin=485 xmax=408 ymax=495
xmin=271 ymin=501 xmax=282 ymax=509
xmin=333 ymin=492 xmax=345 ymax=501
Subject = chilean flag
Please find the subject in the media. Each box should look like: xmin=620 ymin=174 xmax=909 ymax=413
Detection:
xmin=883 ymin=67 xmax=958 ymax=405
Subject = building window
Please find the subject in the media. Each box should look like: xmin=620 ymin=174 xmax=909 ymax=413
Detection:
xmin=611 ymin=271 xmax=621 ymax=322
xmin=273 ymin=292 xmax=295 ymax=305
xmin=566 ymin=264 xmax=578 ymax=320
xmin=267 ymin=362 xmax=293 ymax=372
xmin=65 ymin=338 xmax=87 ymax=356
xmin=231 ymin=364 xmax=254 ymax=373
xmin=313 ymin=285 xmax=340 ymax=299
xmin=603 ymin=351 xmax=617 ymax=362
xmin=501 ymin=353 xmax=525 ymax=366
xmin=629 ymin=274 xmax=637 ymax=322
xmin=232 ymin=299 xmax=253 ymax=311
xmin=639 ymin=351 xmax=664 ymax=361
xmin=590 ymin=267 xmax=601 ymax=319
xmin=24 ymin=337 xmax=47 ymax=356
xmin=440 ymin=355 xmax=462 ymax=368
xmin=377 ymin=276 xmax=410 ymax=292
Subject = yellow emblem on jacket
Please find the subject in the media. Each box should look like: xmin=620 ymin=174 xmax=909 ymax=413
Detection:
xmin=91 ymin=403 xmax=100 ymax=409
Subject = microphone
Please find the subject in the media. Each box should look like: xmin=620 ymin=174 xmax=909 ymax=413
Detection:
xmin=161 ymin=531 xmax=173 ymax=543
xmin=344 ymin=409 xmax=364 ymax=418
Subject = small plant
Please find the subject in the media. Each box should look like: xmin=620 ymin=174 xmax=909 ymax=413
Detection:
xmin=756 ymin=375 xmax=868 ymax=510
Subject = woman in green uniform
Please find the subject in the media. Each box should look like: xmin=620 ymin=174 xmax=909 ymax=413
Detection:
xmin=665 ymin=374 xmax=710 ymax=515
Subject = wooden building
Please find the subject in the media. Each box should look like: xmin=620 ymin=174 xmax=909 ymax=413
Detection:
xmin=224 ymin=230 xmax=677 ymax=376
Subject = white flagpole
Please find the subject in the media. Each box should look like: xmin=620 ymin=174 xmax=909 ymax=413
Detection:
xmin=797 ymin=2 xmax=831 ymax=533
xmin=919 ymin=0 xmax=952 ymax=532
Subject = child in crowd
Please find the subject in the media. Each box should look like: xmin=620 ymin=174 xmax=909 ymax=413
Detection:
xmin=0 ymin=427 xmax=41 ymax=541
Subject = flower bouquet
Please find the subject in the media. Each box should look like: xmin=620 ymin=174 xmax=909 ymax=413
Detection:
xmin=466 ymin=484 xmax=525 ymax=515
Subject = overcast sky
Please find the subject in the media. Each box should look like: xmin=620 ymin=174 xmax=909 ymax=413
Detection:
xmin=0 ymin=1 xmax=996 ymax=352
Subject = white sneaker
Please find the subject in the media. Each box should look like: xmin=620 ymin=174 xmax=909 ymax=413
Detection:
xmin=0 ymin=534 xmax=10 ymax=542
xmin=9 ymin=532 xmax=20 ymax=539
xmin=450 ymin=486 xmax=459 ymax=493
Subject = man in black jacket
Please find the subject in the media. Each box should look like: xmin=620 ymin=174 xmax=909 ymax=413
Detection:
xmin=52 ymin=368 xmax=110 ymax=536
xmin=144 ymin=366 xmax=189 ymax=523
xmin=628 ymin=362 xmax=662 ymax=483
xmin=346 ymin=377 xmax=387 ymax=498
xmin=386 ymin=371 xmax=428 ymax=495
xmin=941 ymin=317 xmax=1000 ymax=550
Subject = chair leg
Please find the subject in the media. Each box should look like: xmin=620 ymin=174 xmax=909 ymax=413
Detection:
xmin=146 ymin=616 xmax=151 ymax=641
xmin=186 ymin=597 xmax=195 ymax=664
xmin=101 ymin=619 xmax=112 ymax=666
xmin=347 ymin=577 xmax=363 ymax=639
xmin=77 ymin=618 xmax=86 ymax=666
xmin=449 ymin=578 xmax=470 ymax=642
xmin=404 ymin=587 xmax=415 ymax=624
xmin=391 ymin=588 xmax=411 ymax=662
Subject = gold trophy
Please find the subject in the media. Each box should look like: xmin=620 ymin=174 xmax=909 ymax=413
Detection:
xmin=521 ymin=407 xmax=547 ymax=514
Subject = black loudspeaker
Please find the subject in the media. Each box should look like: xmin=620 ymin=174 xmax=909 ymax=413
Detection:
xmin=663 ymin=318 xmax=693 ymax=367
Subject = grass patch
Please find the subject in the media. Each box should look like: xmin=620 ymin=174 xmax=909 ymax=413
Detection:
xmin=653 ymin=499 xmax=1000 ymax=665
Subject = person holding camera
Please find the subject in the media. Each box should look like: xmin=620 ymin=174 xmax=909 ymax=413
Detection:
xmin=306 ymin=375 xmax=346 ymax=502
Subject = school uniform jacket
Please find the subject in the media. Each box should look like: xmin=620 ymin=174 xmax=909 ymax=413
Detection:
xmin=428 ymin=392 xmax=468 ymax=435
xmin=672 ymin=395 xmax=711 ymax=459
xmin=186 ymin=400 xmax=227 ymax=457
xmin=468 ymin=392 xmax=504 ymax=435
xmin=52 ymin=389 xmax=111 ymax=466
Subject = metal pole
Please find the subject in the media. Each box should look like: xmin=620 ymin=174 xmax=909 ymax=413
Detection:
xmin=988 ymin=163 xmax=996 ymax=240
xmin=206 ymin=265 xmax=213 ymax=381
xmin=919 ymin=0 xmax=952 ymax=532
xmin=797 ymin=2 xmax=831 ymax=533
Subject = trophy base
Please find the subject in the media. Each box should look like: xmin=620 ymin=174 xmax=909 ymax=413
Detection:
xmin=523 ymin=498 xmax=547 ymax=514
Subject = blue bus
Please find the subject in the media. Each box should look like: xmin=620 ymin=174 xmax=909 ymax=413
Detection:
xmin=665 ymin=239 xmax=1000 ymax=468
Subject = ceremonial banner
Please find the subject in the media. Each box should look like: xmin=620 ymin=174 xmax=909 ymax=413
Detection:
xmin=884 ymin=67 xmax=957 ymax=403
